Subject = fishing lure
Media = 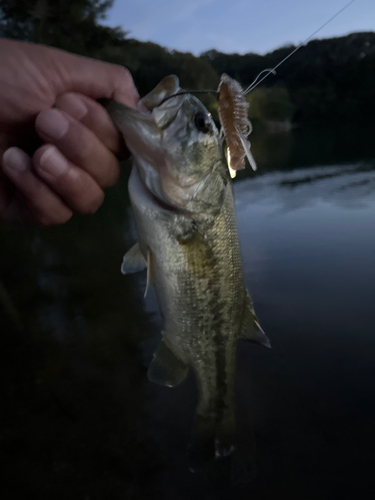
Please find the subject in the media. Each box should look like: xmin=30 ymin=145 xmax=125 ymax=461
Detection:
xmin=217 ymin=73 xmax=257 ymax=177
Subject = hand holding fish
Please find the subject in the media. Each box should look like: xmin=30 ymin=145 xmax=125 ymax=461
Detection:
xmin=0 ymin=39 xmax=139 ymax=225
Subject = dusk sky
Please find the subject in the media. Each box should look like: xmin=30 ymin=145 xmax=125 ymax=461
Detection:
xmin=104 ymin=0 xmax=374 ymax=55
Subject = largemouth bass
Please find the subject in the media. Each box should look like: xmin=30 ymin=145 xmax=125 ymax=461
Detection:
xmin=103 ymin=76 xmax=270 ymax=474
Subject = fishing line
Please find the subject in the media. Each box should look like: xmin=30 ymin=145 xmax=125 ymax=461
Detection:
xmin=244 ymin=0 xmax=358 ymax=94
xmin=161 ymin=0 xmax=358 ymax=103
xmin=244 ymin=68 xmax=276 ymax=93
xmin=162 ymin=90 xmax=218 ymax=103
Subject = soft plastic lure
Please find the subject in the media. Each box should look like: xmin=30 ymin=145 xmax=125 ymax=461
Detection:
xmin=217 ymin=73 xmax=257 ymax=177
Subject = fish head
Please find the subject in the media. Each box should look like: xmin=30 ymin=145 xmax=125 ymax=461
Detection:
xmin=104 ymin=76 xmax=228 ymax=216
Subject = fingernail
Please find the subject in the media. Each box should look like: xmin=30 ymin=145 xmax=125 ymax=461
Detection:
xmin=37 ymin=109 xmax=69 ymax=140
xmin=60 ymin=94 xmax=88 ymax=120
xmin=39 ymin=146 xmax=68 ymax=176
xmin=2 ymin=147 xmax=29 ymax=172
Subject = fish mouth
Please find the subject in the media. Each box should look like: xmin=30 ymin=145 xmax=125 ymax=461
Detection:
xmin=101 ymin=75 xmax=182 ymax=160
xmin=102 ymin=77 xmax=220 ymax=212
xmin=102 ymin=96 xmax=187 ymax=170
xmin=103 ymin=98 xmax=188 ymax=209
xmin=101 ymin=100 xmax=161 ymax=159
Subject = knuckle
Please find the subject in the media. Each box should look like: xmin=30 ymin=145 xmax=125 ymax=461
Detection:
xmin=83 ymin=191 xmax=105 ymax=214
xmin=112 ymin=66 xmax=138 ymax=106
xmin=58 ymin=211 xmax=73 ymax=224
xmin=68 ymin=169 xmax=93 ymax=196
xmin=100 ymin=164 xmax=119 ymax=188
xmin=115 ymin=65 xmax=132 ymax=83
xmin=69 ymin=132 xmax=94 ymax=164
xmin=66 ymin=170 xmax=105 ymax=213
xmin=37 ymin=209 xmax=72 ymax=226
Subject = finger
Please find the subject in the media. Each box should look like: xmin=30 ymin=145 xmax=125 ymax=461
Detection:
xmin=35 ymin=109 xmax=120 ymax=188
xmin=41 ymin=42 xmax=139 ymax=107
xmin=2 ymin=147 xmax=73 ymax=225
xmin=33 ymin=144 xmax=104 ymax=214
xmin=1 ymin=40 xmax=140 ymax=128
xmin=58 ymin=55 xmax=139 ymax=108
xmin=55 ymin=93 xmax=127 ymax=155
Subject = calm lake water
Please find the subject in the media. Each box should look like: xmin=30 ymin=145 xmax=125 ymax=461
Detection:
xmin=1 ymin=124 xmax=375 ymax=499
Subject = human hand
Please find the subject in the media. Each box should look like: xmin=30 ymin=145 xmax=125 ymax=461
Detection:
xmin=0 ymin=39 xmax=139 ymax=225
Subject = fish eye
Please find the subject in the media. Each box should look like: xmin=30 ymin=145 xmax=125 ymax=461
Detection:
xmin=194 ymin=112 xmax=211 ymax=134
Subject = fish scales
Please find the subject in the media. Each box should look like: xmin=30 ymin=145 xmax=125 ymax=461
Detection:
xmin=131 ymin=166 xmax=244 ymax=408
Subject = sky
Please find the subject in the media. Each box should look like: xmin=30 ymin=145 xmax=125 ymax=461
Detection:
xmin=103 ymin=0 xmax=375 ymax=55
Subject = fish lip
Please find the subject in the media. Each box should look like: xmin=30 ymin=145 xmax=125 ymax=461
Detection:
xmin=101 ymin=98 xmax=155 ymax=133
xmin=102 ymin=99 xmax=164 ymax=168
xmin=117 ymin=103 xmax=153 ymax=126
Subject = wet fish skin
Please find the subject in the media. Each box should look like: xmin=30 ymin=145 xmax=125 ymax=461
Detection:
xmin=103 ymin=76 xmax=270 ymax=472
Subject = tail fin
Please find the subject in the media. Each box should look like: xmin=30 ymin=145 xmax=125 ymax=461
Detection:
xmin=188 ymin=413 xmax=256 ymax=484
xmin=188 ymin=414 xmax=217 ymax=472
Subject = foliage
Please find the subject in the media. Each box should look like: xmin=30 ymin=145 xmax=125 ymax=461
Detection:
xmin=206 ymin=32 xmax=375 ymax=123
xmin=118 ymin=40 xmax=219 ymax=114
xmin=1 ymin=1 xmax=375 ymax=124
xmin=247 ymin=86 xmax=295 ymax=122
xmin=0 ymin=0 xmax=127 ymax=56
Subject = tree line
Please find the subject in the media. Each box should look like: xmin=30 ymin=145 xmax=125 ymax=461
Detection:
xmin=1 ymin=0 xmax=374 ymax=124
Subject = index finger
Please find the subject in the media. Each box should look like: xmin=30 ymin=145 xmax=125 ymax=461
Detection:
xmin=0 ymin=39 xmax=140 ymax=126
xmin=48 ymin=47 xmax=140 ymax=107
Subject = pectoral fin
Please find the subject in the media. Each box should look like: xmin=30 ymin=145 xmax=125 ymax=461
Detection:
xmin=121 ymin=243 xmax=147 ymax=274
xmin=148 ymin=336 xmax=189 ymax=387
xmin=121 ymin=244 xmax=153 ymax=298
xmin=240 ymin=291 xmax=271 ymax=348
xmin=144 ymin=250 xmax=153 ymax=298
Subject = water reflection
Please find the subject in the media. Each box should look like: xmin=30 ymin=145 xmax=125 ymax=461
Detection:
xmin=235 ymin=162 xmax=375 ymax=212
xmin=1 ymin=126 xmax=375 ymax=498
xmin=246 ymin=121 xmax=375 ymax=173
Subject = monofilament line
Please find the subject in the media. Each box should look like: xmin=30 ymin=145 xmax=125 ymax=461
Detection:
xmin=161 ymin=90 xmax=218 ymax=103
xmin=244 ymin=0 xmax=358 ymax=94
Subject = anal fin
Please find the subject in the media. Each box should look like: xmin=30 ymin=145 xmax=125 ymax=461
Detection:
xmin=148 ymin=336 xmax=188 ymax=387
xmin=240 ymin=291 xmax=271 ymax=348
